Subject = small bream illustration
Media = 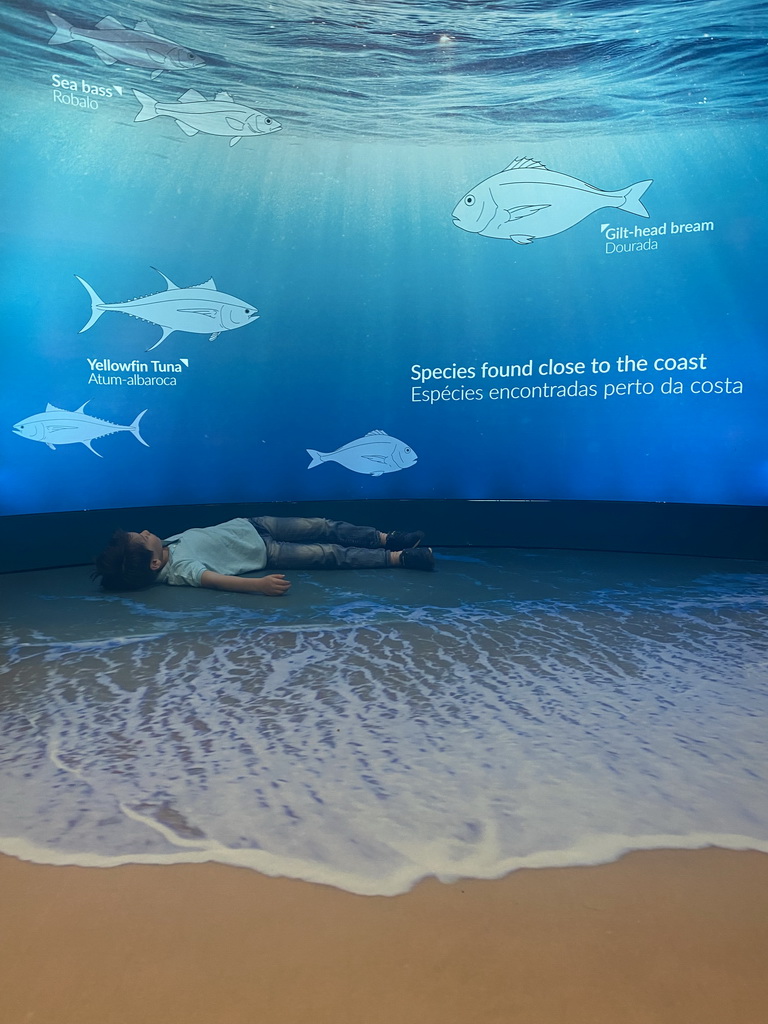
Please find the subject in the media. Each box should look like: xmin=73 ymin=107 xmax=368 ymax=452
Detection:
xmin=13 ymin=402 xmax=148 ymax=457
xmin=452 ymin=157 xmax=653 ymax=244
xmin=76 ymin=269 xmax=259 ymax=351
xmin=307 ymin=431 xmax=418 ymax=476
xmin=46 ymin=11 xmax=205 ymax=78
xmin=134 ymin=89 xmax=281 ymax=145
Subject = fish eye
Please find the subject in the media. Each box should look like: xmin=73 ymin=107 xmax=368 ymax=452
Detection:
xmin=464 ymin=195 xmax=475 ymax=206
xmin=265 ymin=118 xmax=272 ymax=124
xmin=404 ymin=448 xmax=411 ymax=453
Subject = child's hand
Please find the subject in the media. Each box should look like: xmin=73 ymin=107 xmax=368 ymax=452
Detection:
xmin=256 ymin=574 xmax=291 ymax=596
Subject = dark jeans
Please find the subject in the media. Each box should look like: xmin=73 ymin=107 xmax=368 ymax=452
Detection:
xmin=249 ymin=516 xmax=388 ymax=569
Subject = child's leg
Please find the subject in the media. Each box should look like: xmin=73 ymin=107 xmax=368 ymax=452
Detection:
xmin=262 ymin=539 xmax=389 ymax=570
xmin=258 ymin=535 xmax=433 ymax=571
xmin=252 ymin=516 xmax=383 ymax=549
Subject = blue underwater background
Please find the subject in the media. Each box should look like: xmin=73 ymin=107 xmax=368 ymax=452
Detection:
xmin=1 ymin=0 xmax=767 ymax=514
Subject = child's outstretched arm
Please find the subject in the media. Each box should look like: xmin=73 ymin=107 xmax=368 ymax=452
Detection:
xmin=200 ymin=571 xmax=291 ymax=596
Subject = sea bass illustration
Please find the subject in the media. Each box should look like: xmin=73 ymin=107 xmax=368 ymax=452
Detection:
xmin=134 ymin=89 xmax=281 ymax=145
xmin=307 ymin=431 xmax=418 ymax=476
xmin=452 ymin=157 xmax=653 ymax=244
xmin=13 ymin=402 xmax=148 ymax=457
xmin=46 ymin=11 xmax=205 ymax=78
xmin=76 ymin=269 xmax=259 ymax=351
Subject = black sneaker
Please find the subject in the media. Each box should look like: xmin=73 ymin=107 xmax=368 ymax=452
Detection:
xmin=385 ymin=530 xmax=425 ymax=551
xmin=400 ymin=547 xmax=435 ymax=571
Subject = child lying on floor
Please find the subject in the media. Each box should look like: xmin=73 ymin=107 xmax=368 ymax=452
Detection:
xmin=93 ymin=515 xmax=434 ymax=594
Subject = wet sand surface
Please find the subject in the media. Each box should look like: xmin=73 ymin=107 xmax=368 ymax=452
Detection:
xmin=2 ymin=847 xmax=767 ymax=1024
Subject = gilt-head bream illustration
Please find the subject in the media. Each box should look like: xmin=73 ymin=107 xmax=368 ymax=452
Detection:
xmin=453 ymin=157 xmax=653 ymax=244
xmin=307 ymin=431 xmax=418 ymax=477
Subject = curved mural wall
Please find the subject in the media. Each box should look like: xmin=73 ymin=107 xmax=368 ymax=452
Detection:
xmin=2 ymin=0 xmax=766 ymax=515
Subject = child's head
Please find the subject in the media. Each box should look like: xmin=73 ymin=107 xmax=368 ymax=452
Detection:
xmin=92 ymin=529 xmax=162 ymax=591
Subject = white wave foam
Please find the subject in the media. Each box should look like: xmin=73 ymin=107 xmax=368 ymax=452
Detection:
xmin=1 ymin=832 xmax=766 ymax=897
xmin=2 ymin=574 xmax=767 ymax=896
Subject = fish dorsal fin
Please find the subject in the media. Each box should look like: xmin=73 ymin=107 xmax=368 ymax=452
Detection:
xmin=179 ymin=89 xmax=206 ymax=103
xmin=134 ymin=20 xmax=155 ymax=34
xmin=215 ymin=92 xmax=235 ymax=102
xmin=365 ymin=429 xmax=387 ymax=436
xmin=96 ymin=16 xmax=125 ymax=30
xmin=503 ymin=157 xmax=547 ymax=171
xmin=45 ymin=403 xmax=64 ymax=412
xmin=193 ymin=278 xmax=217 ymax=290
xmin=74 ymin=401 xmax=90 ymax=414
xmin=152 ymin=268 xmax=179 ymax=290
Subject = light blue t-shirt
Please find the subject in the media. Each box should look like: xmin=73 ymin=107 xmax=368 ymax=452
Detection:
xmin=158 ymin=518 xmax=267 ymax=587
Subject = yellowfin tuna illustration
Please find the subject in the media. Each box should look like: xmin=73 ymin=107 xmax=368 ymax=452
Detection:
xmin=76 ymin=268 xmax=259 ymax=351
xmin=13 ymin=402 xmax=148 ymax=457
xmin=452 ymin=157 xmax=653 ymax=244
xmin=307 ymin=431 xmax=418 ymax=477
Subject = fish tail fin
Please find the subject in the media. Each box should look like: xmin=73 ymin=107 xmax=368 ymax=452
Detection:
xmin=621 ymin=179 xmax=653 ymax=218
xmin=132 ymin=90 xmax=157 ymax=122
xmin=306 ymin=449 xmax=324 ymax=469
xmin=46 ymin=12 xmax=73 ymax=45
xmin=129 ymin=410 xmax=150 ymax=447
xmin=75 ymin=276 xmax=106 ymax=333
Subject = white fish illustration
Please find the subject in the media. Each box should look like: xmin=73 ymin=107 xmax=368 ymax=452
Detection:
xmin=307 ymin=430 xmax=418 ymax=477
xmin=13 ymin=402 xmax=148 ymax=458
xmin=133 ymin=89 xmax=281 ymax=146
xmin=76 ymin=269 xmax=259 ymax=351
xmin=452 ymin=157 xmax=653 ymax=244
xmin=46 ymin=11 xmax=205 ymax=78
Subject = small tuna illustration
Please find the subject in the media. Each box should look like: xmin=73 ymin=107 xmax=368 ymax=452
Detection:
xmin=452 ymin=157 xmax=653 ymax=244
xmin=76 ymin=269 xmax=259 ymax=351
xmin=133 ymin=89 xmax=282 ymax=145
xmin=13 ymin=402 xmax=148 ymax=457
xmin=307 ymin=430 xmax=418 ymax=477
xmin=46 ymin=11 xmax=205 ymax=78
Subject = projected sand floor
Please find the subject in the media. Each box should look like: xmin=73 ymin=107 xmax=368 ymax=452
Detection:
xmin=2 ymin=547 xmax=767 ymax=894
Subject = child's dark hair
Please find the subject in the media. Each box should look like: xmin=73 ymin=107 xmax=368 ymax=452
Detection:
xmin=92 ymin=529 xmax=157 ymax=591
